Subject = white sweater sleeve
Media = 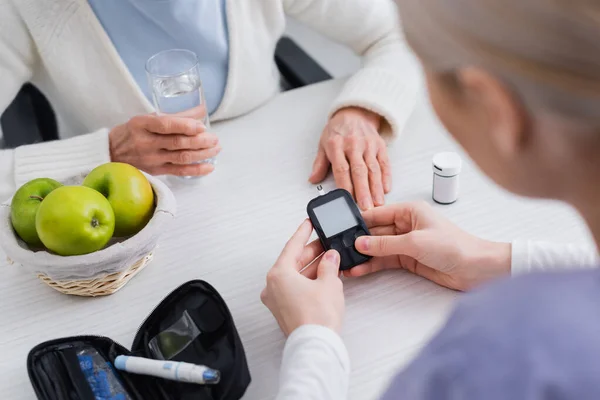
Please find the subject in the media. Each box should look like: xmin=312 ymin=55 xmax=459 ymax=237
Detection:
xmin=0 ymin=149 xmax=15 ymax=203
xmin=0 ymin=0 xmax=33 ymax=203
xmin=283 ymin=0 xmax=421 ymax=137
xmin=0 ymin=3 xmax=112 ymax=203
xmin=511 ymin=240 xmax=599 ymax=275
xmin=0 ymin=130 xmax=112 ymax=203
xmin=276 ymin=325 xmax=350 ymax=400
xmin=0 ymin=1 xmax=35 ymax=113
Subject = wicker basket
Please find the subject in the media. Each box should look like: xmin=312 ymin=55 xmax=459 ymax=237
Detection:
xmin=35 ymin=251 xmax=154 ymax=297
xmin=0 ymin=173 xmax=176 ymax=297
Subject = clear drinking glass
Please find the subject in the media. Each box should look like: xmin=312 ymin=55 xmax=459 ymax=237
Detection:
xmin=146 ymin=49 xmax=215 ymax=181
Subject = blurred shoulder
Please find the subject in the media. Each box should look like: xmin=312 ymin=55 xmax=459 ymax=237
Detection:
xmin=447 ymin=271 xmax=600 ymax=397
xmin=449 ymin=270 xmax=600 ymax=343
xmin=384 ymin=271 xmax=600 ymax=400
xmin=459 ymin=269 xmax=600 ymax=318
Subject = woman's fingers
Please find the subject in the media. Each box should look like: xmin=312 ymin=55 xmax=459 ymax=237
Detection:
xmin=317 ymin=250 xmax=341 ymax=280
xmin=355 ymin=232 xmax=423 ymax=259
xmin=377 ymin=144 xmax=392 ymax=194
xmin=343 ymin=257 xmax=444 ymax=285
xmin=300 ymin=227 xmax=395 ymax=279
xmin=170 ymin=104 xmax=208 ymax=121
xmin=297 ymin=240 xmax=325 ymax=272
xmin=406 ymin=263 xmax=448 ymax=287
xmin=159 ymin=132 xmax=219 ymax=151
xmin=151 ymin=162 xmax=215 ymax=177
xmin=161 ymin=146 xmax=222 ymax=165
xmin=349 ymin=147 xmax=373 ymax=210
xmin=342 ymin=255 xmax=400 ymax=277
xmin=369 ymin=225 xmax=396 ymax=236
xmin=300 ymin=253 xmax=323 ymax=279
xmin=362 ymin=201 xmax=433 ymax=231
xmin=365 ymin=149 xmax=385 ymax=207
xmin=328 ymin=138 xmax=354 ymax=196
xmin=309 ymin=146 xmax=331 ymax=184
xmin=133 ymin=114 xmax=204 ymax=135
xmin=362 ymin=204 xmax=406 ymax=228
xmin=276 ymin=220 xmax=314 ymax=267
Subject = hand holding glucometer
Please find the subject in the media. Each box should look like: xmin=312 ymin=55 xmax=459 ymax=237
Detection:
xmin=307 ymin=188 xmax=372 ymax=270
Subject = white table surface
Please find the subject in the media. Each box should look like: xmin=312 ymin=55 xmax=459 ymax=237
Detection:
xmin=0 ymin=79 xmax=593 ymax=399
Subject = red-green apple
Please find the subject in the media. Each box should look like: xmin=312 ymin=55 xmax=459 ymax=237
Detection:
xmin=36 ymin=186 xmax=115 ymax=256
xmin=10 ymin=178 xmax=62 ymax=247
xmin=83 ymin=163 xmax=154 ymax=237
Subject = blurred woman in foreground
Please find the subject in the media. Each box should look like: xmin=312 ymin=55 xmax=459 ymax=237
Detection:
xmin=263 ymin=0 xmax=600 ymax=398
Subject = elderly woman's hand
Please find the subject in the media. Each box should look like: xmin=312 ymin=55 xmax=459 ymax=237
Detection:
xmin=109 ymin=114 xmax=221 ymax=176
xmin=310 ymin=107 xmax=391 ymax=211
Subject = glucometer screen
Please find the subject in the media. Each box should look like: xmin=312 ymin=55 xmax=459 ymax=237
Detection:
xmin=313 ymin=197 xmax=358 ymax=237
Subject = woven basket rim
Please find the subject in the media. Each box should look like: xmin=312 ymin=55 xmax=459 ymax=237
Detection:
xmin=36 ymin=251 xmax=155 ymax=297
xmin=0 ymin=173 xmax=176 ymax=270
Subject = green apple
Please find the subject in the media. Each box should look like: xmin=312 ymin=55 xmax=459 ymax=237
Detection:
xmin=82 ymin=162 xmax=155 ymax=237
xmin=10 ymin=178 xmax=62 ymax=247
xmin=36 ymin=186 xmax=115 ymax=256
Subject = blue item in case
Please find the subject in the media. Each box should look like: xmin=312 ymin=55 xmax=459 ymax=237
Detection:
xmin=77 ymin=349 xmax=131 ymax=400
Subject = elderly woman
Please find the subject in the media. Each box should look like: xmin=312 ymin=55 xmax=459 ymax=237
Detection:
xmin=262 ymin=0 xmax=600 ymax=398
xmin=0 ymin=0 xmax=419 ymax=204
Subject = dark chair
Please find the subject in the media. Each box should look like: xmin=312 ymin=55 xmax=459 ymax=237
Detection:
xmin=1 ymin=83 xmax=59 ymax=149
xmin=275 ymin=37 xmax=332 ymax=91
xmin=0 ymin=37 xmax=332 ymax=149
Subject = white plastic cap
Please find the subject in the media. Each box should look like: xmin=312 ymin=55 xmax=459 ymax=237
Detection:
xmin=432 ymin=152 xmax=462 ymax=177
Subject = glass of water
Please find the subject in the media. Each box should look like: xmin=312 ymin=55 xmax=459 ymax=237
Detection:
xmin=146 ymin=49 xmax=215 ymax=180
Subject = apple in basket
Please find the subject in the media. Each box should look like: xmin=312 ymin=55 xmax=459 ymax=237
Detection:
xmin=8 ymin=162 xmax=156 ymax=257
xmin=10 ymin=178 xmax=62 ymax=247
xmin=83 ymin=162 xmax=155 ymax=237
xmin=36 ymin=186 xmax=115 ymax=256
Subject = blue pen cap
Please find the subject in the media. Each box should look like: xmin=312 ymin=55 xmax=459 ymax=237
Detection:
xmin=203 ymin=369 xmax=221 ymax=384
xmin=114 ymin=355 xmax=128 ymax=371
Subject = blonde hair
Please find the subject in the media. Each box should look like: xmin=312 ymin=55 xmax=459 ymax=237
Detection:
xmin=396 ymin=0 xmax=600 ymax=124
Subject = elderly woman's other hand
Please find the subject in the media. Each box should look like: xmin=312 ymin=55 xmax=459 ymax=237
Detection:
xmin=310 ymin=107 xmax=391 ymax=211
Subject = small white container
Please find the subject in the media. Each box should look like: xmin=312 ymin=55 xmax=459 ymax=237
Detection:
xmin=432 ymin=152 xmax=462 ymax=204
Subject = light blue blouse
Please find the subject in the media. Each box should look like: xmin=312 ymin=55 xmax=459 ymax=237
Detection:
xmin=88 ymin=0 xmax=229 ymax=115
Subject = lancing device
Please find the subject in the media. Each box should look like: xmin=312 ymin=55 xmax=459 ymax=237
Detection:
xmin=114 ymin=355 xmax=221 ymax=385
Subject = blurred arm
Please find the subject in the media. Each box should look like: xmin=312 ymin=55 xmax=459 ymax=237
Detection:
xmin=283 ymin=0 xmax=421 ymax=137
xmin=276 ymin=325 xmax=350 ymax=400
xmin=512 ymin=240 xmax=599 ymax=275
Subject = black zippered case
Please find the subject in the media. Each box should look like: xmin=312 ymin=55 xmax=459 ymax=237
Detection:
xmin=27 ymin=280 xmax=251 ymax=400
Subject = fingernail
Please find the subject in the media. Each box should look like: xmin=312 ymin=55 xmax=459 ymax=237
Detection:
xmin=203 ymin=164 xmax=215 ymax=173
xmin=356 ymin=237 xmax=369 ymax=251
xmin=196 ymin=121 xmax=206 ymax=132
xmin=325 ymin=250 xmax=339 ymax=263
xmin=361 ymin=198 xmax=373 ymax=210
xmin=375 ymin=194 xmax=385 ymax=206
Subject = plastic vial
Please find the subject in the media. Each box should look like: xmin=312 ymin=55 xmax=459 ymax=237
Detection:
xmin=432 ymin=152 xmax=462 ymax=204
